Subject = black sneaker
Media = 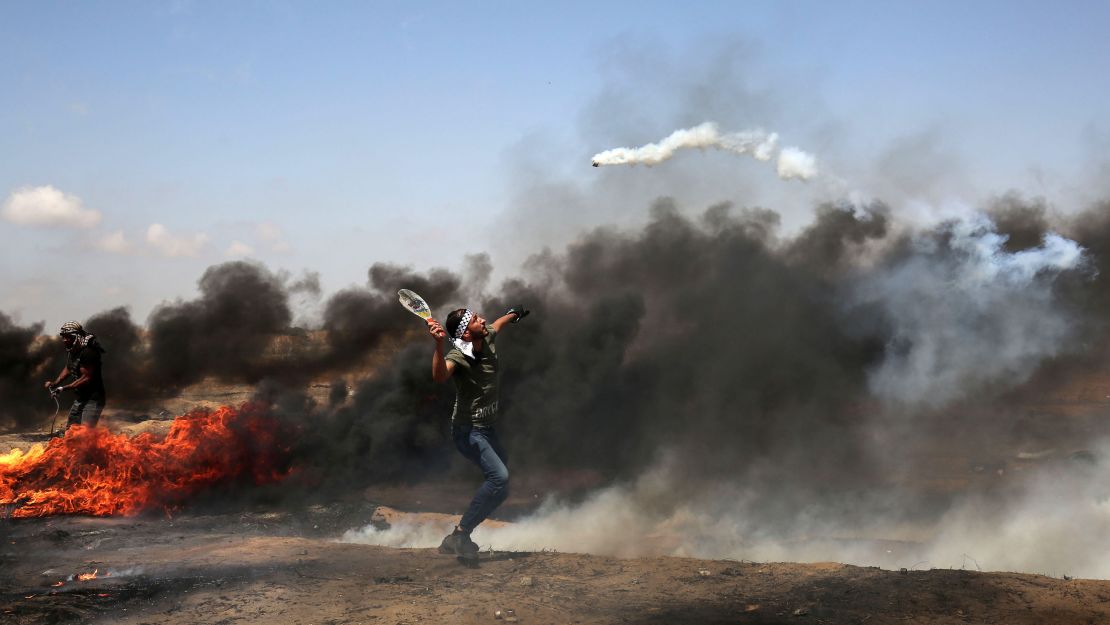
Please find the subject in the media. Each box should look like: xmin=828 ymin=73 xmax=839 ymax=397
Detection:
xmin=438 ymin=530 xmax=479 ymax=556
xmin=438 ymin=532 xmax=462 ymax=554
xmin=459 ymin=533 xmax=479 ymax=555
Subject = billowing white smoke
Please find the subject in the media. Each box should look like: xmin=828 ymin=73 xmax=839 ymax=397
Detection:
xmin=342 ymin=515 xmax=455 ymax=549
xmin=928 ymin=454 xmax=1110 ymax=577
xmin=776 ymin=146 xmax=819 ymax=180
xmin=590 ymin=122 xmax=817 ymax=181
xmin=857 ymin=213 xmax=1087 ymax=406
xmin=341 ymin=445 xmax=1110 ymax=578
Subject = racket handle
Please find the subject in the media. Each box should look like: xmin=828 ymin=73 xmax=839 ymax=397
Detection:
xmin=427 ymin=318 xmax=447 ymax=339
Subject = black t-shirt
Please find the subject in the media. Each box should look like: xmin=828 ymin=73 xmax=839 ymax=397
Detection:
xmin=67 ymin=342 xmax=106 ymax=402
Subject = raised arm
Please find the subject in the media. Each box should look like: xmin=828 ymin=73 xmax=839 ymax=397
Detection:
xmin=490 ymin=305 xmax=530 ymax=333
xmin=428 ymin=318 xmax=455 ymax=383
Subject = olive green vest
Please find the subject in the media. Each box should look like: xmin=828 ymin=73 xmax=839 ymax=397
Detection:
xmin=444 ymin=327 xmax=500 ymax=426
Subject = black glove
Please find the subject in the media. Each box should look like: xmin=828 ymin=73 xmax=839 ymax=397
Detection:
xmin=506 ymin=305 xmax=530 ymax=323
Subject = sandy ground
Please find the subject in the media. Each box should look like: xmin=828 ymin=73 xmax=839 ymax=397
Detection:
xmin=3 ymin=501 xmax=1110 ymax=625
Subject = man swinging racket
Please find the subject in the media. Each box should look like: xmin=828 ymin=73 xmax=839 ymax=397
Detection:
xmin=426 ymin=303 xmax=529 ymax=560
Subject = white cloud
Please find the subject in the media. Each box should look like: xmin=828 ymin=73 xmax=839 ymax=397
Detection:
xmin=256 ymin=221 xmax=291 ymax=253
xmin=96 ymin=230 xmax=132 ymax=254
xmin=2 ymin=185 xmax=102 ymax=228
xmin=225 ymin=240 xmax=254 ymax=257
xmin=146 ymin=223 xmax=208 ymax=257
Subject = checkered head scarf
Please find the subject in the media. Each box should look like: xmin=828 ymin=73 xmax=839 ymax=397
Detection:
xmin=60 ymin=321 xmax=85 ymax=337
xmin=59 ymin=320 xmax=98 ymax=351
xmin=451 ymin=309 xmax=476 ymax=359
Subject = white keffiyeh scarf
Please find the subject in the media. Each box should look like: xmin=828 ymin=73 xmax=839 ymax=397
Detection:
xmin=452 ymin=309 xmax=476 ymax=359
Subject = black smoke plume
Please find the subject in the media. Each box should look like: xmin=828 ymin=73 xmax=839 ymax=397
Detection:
xmin=83 ymin=307 xmax=146 ymax=403
xmin=281 ymin=195 xmax=1100 ymax=522
xmin=144 ymin=261 xmax=294 ymax=392
xmin=492 ymin=200 xmax=891 ymax=494
xmin=0 ymin=314 xmax=58 ymax=431
xmin=316 ymin=263 xmax=462 ymax=372
xmin=257 ymin=199 xmax=899 ymax=503
xmin=3 ymin=195 xmax=1104 ymax=533
xmin=0 ymin=260 xmax=464 ymax=430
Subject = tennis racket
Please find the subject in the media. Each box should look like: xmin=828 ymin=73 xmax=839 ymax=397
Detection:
xmin=397 ymin=289 xmax=432 ymax=320
xmin=398 ymin=289 xmax=446 ymax=339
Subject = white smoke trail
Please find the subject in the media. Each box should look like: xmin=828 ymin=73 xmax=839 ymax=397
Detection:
xmin=590 ymin=122 xmax=817 ymax=181
xmin=857 ymin=213 xmax=1087 ymax=406
xmin=776 ymin=146 xmax=818 ymax=180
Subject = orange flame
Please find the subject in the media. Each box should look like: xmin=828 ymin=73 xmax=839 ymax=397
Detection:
xmin=77 ymin=569 xmax=99 ymax=581
xmin=0 ymin=403 xmax=292 ymax=517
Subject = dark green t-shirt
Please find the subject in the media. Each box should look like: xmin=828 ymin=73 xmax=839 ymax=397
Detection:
xmin=444 ymin=327 xmax=499 ymax=426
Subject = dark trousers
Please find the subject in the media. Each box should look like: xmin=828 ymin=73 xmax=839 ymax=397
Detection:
xmin=453 ymin=423 xmax=509 ymax=533
xmin=66 ymin=397 xmax=104 ymax=429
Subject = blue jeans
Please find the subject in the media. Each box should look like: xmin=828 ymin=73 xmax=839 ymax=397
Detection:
xmin=453 ymin=424 xmax=509 ymax=533
xmin=66 ymin=397 xmax=104 ymax=429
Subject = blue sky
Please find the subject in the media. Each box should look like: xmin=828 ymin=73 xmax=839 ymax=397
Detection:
xmin=3 ymin=1 xmax=1110 ymax=330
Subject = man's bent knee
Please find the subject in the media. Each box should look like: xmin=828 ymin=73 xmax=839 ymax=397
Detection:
xmin=489 ymin=471 xmax=510 ymax=502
